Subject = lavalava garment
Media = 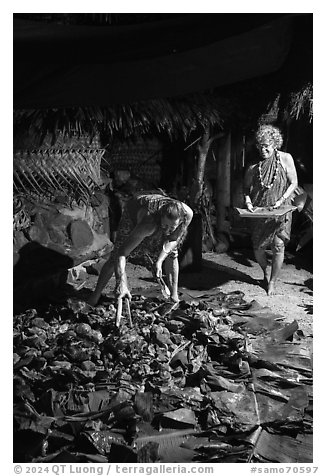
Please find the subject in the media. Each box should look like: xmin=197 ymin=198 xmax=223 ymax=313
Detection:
xmin=250 ymin=151 xmax=292 ymax=249
xmin=111 ymin=192 xmax=188 ymax=268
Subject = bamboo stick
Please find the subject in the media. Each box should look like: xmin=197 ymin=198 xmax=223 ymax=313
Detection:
xmin=115 ymin=297 xmax=123 ymax=328
xmin=125 ymin=298 xmax=133 ymax=327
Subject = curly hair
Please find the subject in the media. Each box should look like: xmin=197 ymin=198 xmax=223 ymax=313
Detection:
xmin=255 ymin=124 xmax=283 ymax=149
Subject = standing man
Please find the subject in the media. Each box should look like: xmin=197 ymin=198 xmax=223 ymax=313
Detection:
xmin=243 ymin=124 xmax=298 ymax=295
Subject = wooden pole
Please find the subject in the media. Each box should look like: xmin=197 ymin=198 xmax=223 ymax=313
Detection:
xmin=216 ymin=132 xmax=231 ymax=233
xmin=190 ymin=130 xmax=224 ymax=207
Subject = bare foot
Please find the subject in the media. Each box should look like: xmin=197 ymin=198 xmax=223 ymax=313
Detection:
xmin=267 ymin=281 xmax=276 ymax=296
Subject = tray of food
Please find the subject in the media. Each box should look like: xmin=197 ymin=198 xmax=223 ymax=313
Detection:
xmin=234 ymin=205 xmax=297 ymax=218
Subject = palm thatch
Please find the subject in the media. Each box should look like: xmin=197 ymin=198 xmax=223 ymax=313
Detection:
xmin=14 ymin=93 xmax=226 ymax=146
xmin=260 ymin=82 xmax=313 ymax=126
xmin=288 ymin=82 xmax=313 ymax=122
xmin=217 ymin=76 xmax=313 ymax=129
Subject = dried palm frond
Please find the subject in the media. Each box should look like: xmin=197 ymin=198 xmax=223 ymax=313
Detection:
xmin=289 ymin=82 xmax=313 ymax=122
xmin=261 ymin=81 xmax=313 ymax=125
xmin=13 ymin=148 xmax=104 ymax=203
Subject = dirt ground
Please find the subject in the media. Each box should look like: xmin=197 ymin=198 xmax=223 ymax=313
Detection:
xmin=84 ymin=246 xmax=313 ymax=337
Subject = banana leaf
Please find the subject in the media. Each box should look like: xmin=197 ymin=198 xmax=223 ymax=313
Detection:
xmin=209 ymin=388 xmax=260 ymax=432
xmin=135 ymin=428 xmax=200 ymax=463
xmin=252 ymin=429 xmax=313 ymax=463
xmin=160 ymin=408 xmax=197 ymax=428
xmin=251 ymin=369 xmax=310 ymax=426
xmin=13 ymin=292 xmax=313 ymax=463
xmin=80 ymin=430 xmax=125 ymax=455
xmin=134 ymin=392 xmax=154 ymax=422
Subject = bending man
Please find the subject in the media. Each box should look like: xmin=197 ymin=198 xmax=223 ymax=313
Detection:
xmin=88 ymin=191 xmax=193 ymax=306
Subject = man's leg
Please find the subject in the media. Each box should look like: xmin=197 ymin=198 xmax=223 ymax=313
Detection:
xmin=268 ymin=236 xmax=285 ymax=296
xmin=87 ymin=208 xmax=131 ymax=306
xmin=253 ymin=246 xmax=269 ymax=289
xmin=88 ymin=256 xmax=115 ymax=306
xmin=164 ymin=251 xmax=179 ymax=302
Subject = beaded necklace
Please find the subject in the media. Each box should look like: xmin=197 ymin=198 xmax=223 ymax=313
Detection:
xmin=258 ymin=150 xmax=280 ymax=189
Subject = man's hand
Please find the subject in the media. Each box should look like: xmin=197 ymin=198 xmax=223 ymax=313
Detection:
xmin=155 ymin=260 xmax=163 ymax=279
xmin=115 ymin=281 xmax=132 ymax=300
xmin=245 ymin=201 xmax=254 ymax=213
xmin=272 ymin=198 xmax=283 ymax=209
xmin=244 ymin=194 xmax=254 ymax=213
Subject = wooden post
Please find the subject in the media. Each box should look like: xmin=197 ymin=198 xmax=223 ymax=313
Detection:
xmin=189 ymin=132 xmax=209 ymax=207
xmin=216 ymin=132 xmax=231 ymax=233
xmin=190 ymin=130 xmax=224 ymax=207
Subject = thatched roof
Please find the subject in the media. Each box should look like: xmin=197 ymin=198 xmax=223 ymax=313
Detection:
xmin=14 ymin=13 xmax=312 ymax=144
xmin=14 ymin=76 xmax=313 ymax=150
xmin=14 ymin=93 xmax=228 ymax=146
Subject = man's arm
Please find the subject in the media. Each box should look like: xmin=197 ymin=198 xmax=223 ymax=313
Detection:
xmin=273 ymin=153 xmax=298 ymax=208
xmin=283 ymin=153 xmax=298 ymax=198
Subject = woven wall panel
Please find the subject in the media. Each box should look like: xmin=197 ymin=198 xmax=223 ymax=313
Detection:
xmin=108 ymin=138 xmax=162 ymax=186
xmin=14 ymin=148 xmax=105 ymax=201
